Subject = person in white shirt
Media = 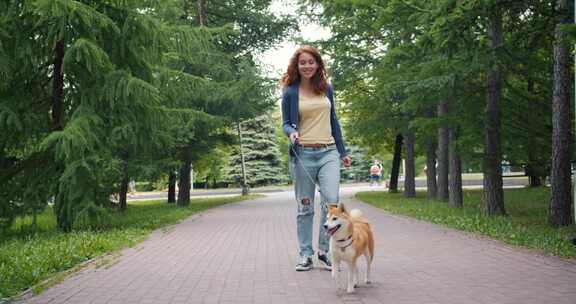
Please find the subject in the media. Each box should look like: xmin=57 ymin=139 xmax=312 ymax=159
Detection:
xmin=369 ymin=160 xmax=382 ymax=186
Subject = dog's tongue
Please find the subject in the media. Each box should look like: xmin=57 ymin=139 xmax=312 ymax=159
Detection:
xmin=327 ymin=226 xmax=338 ymax=236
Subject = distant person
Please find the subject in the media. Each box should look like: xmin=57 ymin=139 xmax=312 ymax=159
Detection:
xmin=370 ymin=160 xmax=382 ymax=186
xmin=281 ymin=45 xmax=351 ymax=272
xmin=501 ymin=160 xmax=511 ymax=174
xmin=129 ymin=180 xmax=136 ymax=195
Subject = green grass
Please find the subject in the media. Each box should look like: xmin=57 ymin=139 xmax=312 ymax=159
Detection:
xmin=356 ymin=187 xmax=576 ymax=258
xmin=0 ymin=195 xmax=262 ymax=299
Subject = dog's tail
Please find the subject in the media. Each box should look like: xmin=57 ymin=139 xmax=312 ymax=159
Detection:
xmin=349 ymin=208 xmax=370 ymax=224
xmin=349 ymin=208 xmax=363 ymax=219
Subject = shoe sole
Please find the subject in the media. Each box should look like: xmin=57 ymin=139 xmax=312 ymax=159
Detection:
xmin=295 ymin=267 xmax=312 ymax=271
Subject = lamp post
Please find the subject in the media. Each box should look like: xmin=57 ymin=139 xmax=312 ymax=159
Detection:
xmin=237 ymin=121 xmax=249 ymax=195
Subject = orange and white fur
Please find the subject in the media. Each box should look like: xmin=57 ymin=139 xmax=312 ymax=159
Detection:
xmin=324 ymin=203 xmax=374 ymax=293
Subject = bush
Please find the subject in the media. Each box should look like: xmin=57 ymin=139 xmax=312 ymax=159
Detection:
xmin=134 ymin=182 xmax=154 ymax=192
xmin=73 ymin=205 xmax=113 ymax=231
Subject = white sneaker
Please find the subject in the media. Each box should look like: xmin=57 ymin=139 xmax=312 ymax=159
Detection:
xmin=295 ymin=256 xmax=313 ymax=271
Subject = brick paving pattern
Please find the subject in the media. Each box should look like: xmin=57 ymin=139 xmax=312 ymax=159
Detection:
xmin=19 ymin=186 xmax=576 ymax=304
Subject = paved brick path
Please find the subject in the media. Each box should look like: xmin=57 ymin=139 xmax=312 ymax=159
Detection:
xmin=19 ymin=186 xmax=576 ymax=304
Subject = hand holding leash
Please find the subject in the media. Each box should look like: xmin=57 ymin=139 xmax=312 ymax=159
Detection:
xmin=341 ymin=155 xmax=352 ymax=168
xmin=289 ymin=132 xmax=299 ymax=144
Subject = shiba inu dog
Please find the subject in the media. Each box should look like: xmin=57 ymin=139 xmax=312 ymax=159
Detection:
xmin=324 ymin=203 xmax=374 ymax=293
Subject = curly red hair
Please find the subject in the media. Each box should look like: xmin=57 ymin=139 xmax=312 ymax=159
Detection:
xmin=281 ymin=45 xmax=329 ymax=95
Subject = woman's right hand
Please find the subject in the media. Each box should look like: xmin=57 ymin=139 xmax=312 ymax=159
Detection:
xmin=289 ymin=132 xmax=299 ymax=144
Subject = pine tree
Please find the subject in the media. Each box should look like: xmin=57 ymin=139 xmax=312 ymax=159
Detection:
xmin=227 ymin=112 xmax=285 ymax=186
xmin=549 ymin=0 xmax=574 ymax=227
xmin=0 ymin=0 xmax=221 ymax=230
xmin=0 ymin=0 xmax=295 ymax=230
xmin=162 ymin=0 xmax=293 ymax=205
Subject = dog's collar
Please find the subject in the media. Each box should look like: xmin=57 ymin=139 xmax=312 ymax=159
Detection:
xmin=336 ymin=234 xmax=353 ymax=251
xmin=337 ymin=234 xmax=352 ymax=243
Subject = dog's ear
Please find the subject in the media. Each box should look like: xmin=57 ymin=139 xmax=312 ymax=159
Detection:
xmin=338 ymin=203 xmax=347 ymax=214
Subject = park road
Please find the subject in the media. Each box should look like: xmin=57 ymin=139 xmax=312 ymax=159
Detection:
xmin=19 ymin=185 xmax=576 ymax=304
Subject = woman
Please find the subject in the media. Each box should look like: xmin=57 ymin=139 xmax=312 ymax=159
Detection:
xmin=281 ymin=45 xmax=351 ymax=271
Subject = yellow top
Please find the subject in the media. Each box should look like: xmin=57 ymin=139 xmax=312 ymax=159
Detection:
xmin=298 ymin=94 xmax=335 ymax=145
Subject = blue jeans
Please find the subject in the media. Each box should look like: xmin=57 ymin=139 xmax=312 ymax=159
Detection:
xmin=291 ymin=145 xmax=341 ymax=258
xmin=370 ymin=174 xmax=380 ymax=186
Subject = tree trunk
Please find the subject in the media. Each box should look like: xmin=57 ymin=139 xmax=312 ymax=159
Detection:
xmin=238 ymin=122 xmax=249 ymax=195
xmin=528 ymin=172 xmax=544 ymax=187
xmin=449 ymin=128 xmax=463 ymax=208
xmin=524 ymin=78 xmax=544 ymax=187
xmin=177 ymin=148 xmax=192 ymax=206
xmin=421 ymin=105 xmax=437 ymax=199
xmin=389 ymin=134 xmax=403 ymax=193
xmin=524 ymin=142 xmax=550 ymax=187
xmin=168 ymin=170 xmax=176 ymax=203
xmin=437 ymin=98 xmax=449 ymax=201
xmin=404 ymin=130 xmax=416 ymax=197
xmin=119 ymin=160 xmax=129 ymax=212
xmin=483 ymin=9 xmax=506 ymax=216
xmin=423 ymin=106 xmax=437 ymax=198
xmin=549 ymin=0 xmax=573 ymax=227
xmin=52 ymin=38 xmax=64 ymax=131
xmin=525 ymin=155 xmax=544 ymax=187
xmin=197 ymin=0 xmax=206 ymax=26
xmin=52 ymin=38 xmax=66 ymax=231
xmin=425 ymin=140 xmax=437 ymax=199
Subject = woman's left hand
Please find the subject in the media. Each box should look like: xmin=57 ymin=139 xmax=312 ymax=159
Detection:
xmin=341 ymin=155 xmax=352 ymax=168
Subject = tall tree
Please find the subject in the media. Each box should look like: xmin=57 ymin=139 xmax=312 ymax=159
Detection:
xmin=425 ymin=139 xmax=437 ymax=199
xmin=0 ymin=0 xmax=182 ymax=230
xmin=197 ymin=0 xmax=206 ymax=26
xmin=0 ymin=0 xmax=243 ymax=229
xmin=549 ymin=0 xmax=573 ymax=227
xmin=404 ymin=129 xmax=416 ymax=197
xmin=437 ymin=98 xmax=450 ymax=201
xmin=389 ymin=134 xmax=403 ymax=193
xmin=423 ymin=107 xmax=437 ymax=199
xmin=0 ymin=0 xmax=293 ymax=230
xmin=483 ymin=5 xmax=506 ymax=216
xmin=311 ymin=0 xmax=564 ymax=223
xmin=168 ymin=170 xmax=177 ymax=203
xmin=449 ymin=128 xmax=463 ymax=208
xmin=170 ymin=0 xmax=294 ymax=204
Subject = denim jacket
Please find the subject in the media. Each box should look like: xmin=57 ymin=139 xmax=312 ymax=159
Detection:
xmin=281 ymin=83 xmax=347 ymax=157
